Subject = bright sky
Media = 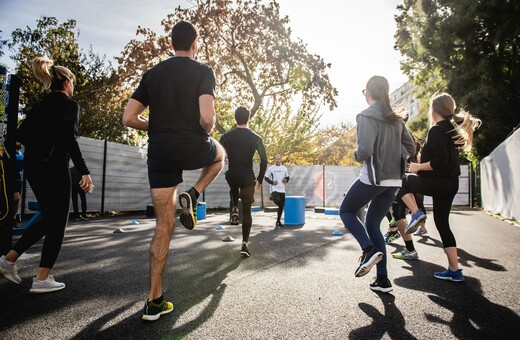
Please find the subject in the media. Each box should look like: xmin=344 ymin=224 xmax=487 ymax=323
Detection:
xmin=0 ymin=0 xmax=408 ymax=126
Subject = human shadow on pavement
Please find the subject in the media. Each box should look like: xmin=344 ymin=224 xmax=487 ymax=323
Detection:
xmin=71 ymin=229 xmax=242 ymax=339
xmin=415 ymin=236 xmax=506 ymax=272
xmin=349 ymin=294 xmax=417 ymax=340
xmin=393 ymin=261 xmax=520 ymax=338
xmin=0 ymin=217 xmax=242 ymax=339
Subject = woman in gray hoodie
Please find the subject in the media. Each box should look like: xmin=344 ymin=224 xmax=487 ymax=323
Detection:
xmin=340 ymin=75 xmax=416 ymax=293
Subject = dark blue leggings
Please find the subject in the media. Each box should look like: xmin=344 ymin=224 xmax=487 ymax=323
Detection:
xmin=340 ymin=179 xmax=399 ymax=276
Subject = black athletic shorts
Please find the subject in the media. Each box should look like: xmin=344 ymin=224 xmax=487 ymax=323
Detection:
xmin=147 ymin=138 xmax=219 ymax=188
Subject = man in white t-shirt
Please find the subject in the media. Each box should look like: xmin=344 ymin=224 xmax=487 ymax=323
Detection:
xmin=264 ymin=154 xmax=290 ymax=227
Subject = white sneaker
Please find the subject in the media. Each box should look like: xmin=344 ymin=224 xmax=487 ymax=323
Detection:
xmin=0 ymin=255 xmax=21 ymax=284
xmin=29 ymin=275 xmax=65 ymax=293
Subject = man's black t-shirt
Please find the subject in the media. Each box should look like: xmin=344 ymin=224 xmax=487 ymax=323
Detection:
xmin=131 ymin=57 xmax=216 ymax=161
xmin=219 ymin=127 xmax=268 ymax=185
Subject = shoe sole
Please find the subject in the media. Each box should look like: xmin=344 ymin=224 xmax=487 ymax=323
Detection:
xmin=355 ymin=252 xmax=383 ymax=277
xmin=392 ymin=254 xmax=419 ymax=260
xmin=405 ymin=214 xmax=427 ymax=234
xmin=231 ymin=213 xmax=239 ymax=225
xmin=30 ymin=285 xmax=66 ymax=293
xmin=241 ymin=251 xmax=251 ymax=257
xmin=434 ymin=274 xmax=464 ymax=282
xmin=179 ymin=193 xmax=196 ymax=230
xmin=370 ymin=285 xmax=393 ymax=293
xmin=142 ymin=306 xmax=174 ymax=321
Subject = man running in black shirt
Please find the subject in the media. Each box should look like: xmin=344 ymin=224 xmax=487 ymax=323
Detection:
xmin=122 ymin=20 xmax=225 ymax=321
xmin=219 ymin=106 xmax=267 ymax=257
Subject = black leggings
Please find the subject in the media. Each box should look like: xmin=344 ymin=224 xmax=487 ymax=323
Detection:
xmin=13 ymin=157 xmax=71 ymax=268
xmin=272 ymin=192 xmax=285 ymax=223
xmin=71 ymin=182 xmax=87 ymax=216
xmin=225 ymin=172 xmax=255 ymax=243
xmin=400 ymin=174 xmax=458 ymax=248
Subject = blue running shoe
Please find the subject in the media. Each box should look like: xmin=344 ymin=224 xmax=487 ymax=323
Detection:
xmin=434 ymin=268 xmax=464 ymax=282
xmin=405 ymin=210 xmax=426 ymax=234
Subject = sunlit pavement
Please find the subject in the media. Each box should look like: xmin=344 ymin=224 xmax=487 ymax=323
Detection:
xmin=1 ymin=208 xmax=519 ymax=339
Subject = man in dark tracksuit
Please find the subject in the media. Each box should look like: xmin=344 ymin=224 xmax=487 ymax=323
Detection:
xmin=219 ymin=106 xmax=267 ymax=257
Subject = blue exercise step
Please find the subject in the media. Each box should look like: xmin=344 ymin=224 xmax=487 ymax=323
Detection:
xmin=324 ymin=208 xmax=340 ymax=215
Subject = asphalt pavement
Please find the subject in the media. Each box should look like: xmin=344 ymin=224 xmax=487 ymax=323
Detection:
xmin=1 ymin=208 xmax=519 ymax=339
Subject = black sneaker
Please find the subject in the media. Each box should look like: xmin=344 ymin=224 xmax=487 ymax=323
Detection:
xmin=369 ymin=277 xmax=393 ymax=293
xmin=142 ymin=297 xmax=174 ymax=321
xmin=241 ymin=243 xmax=251 ymax=257
xmin=230 ymin=207 xmax=239 ymax=225
xmin=276 ymin=221 xmax=284 ymax=227
xmin=179 ymin=190 xmax=197 ymax=230
xmin=354 ymin=246 xmax=383 ymax=277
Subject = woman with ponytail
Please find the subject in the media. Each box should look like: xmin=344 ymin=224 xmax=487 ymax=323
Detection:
xmin=400 ymin=92 xmax=481 ymax=282
xmin=0 ymin=57 xmax=93 ymax=293
xmin=340 ymin=75 xmax=416 ymax=293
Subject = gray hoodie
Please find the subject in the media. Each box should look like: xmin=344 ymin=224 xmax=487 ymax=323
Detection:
xmin=355 ymin=103 xmax=416 ymax=186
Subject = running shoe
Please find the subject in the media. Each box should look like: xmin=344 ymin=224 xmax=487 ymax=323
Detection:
xmin=388 ymin=217 xmax=396 ymax=228
xmin=179 ymin=190 xmax=197 ymax=230
xmin=369 ymin=277 xmax=393 ymax=293
xmin=241 ymin=243 xmax=251 ymax=257
xmin=384 ymin=230 xmax=401 ymax=244
xmin=142 ymin=297 xmax=174 ymax=321
xmin=392 ymin=249 xmax=419 ymax=260
xmin=29 ymin=275 xmax=65 ymax=293
xmin=230 ymin=207 xmax=239 ymax=225
xmin=405 ymin=210 xmax=427 ymax=234
xmin=434 ymin=268 xmax=464 ymax=282
xmin=414 ymin=227 xmax=428 ymax=236
xmin=355 ymin=246 xmax=383 ymax=277
xmin=0 ymin=255 xmax=21 ymax=284
xmin=276 ymin=221 xmax=284 ymax=227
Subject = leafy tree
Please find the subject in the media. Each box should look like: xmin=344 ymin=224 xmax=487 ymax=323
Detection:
xmin=116 ymin=0 xmax=337 ymax=160
xmin=395 ymin=0 xmax=520 ymax=158
xmin=7 ymin=17 xmax=127 ymax=143
xmin=305 ymin=122 xmax=359 ymax=166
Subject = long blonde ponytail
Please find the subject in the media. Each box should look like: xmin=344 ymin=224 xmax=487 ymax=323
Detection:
xmin=430 ymin=93 xmax=482 ymax=151
xmin=32 ymin=56 xmax=75 ymax=91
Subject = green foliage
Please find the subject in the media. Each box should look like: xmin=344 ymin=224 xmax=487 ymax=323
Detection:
xmin=116 ymin=0 xmax=338 ymax=161
xmin=307 ymin=122 xmax=359 ymax=166
xmin=7 ymin=17 xmax=128 ymax=143
xmin=395 ymin=0 xmax=520 ymax=158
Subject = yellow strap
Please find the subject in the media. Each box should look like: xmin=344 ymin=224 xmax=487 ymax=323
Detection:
xmin=0 ymin=157 xmax=10 ymax=221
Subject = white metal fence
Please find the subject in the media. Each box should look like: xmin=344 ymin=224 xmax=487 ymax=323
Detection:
xmin=19 ymin=137 xmax=471 ymax=215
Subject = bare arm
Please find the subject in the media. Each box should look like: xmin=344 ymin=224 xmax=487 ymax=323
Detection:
xmin=408 ymin=161 xmax=433 ymax=173
xmin=122 ymin=99 xmax=148 ymax=131
xmin=199 ymin=94 xmax=216 ymax=133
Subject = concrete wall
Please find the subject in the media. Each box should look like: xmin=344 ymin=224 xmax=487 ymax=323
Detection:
xmin=20 ymin=137 xmax=471 ymax=214
xmin=480 ymin=128 xmax=520 ymax=221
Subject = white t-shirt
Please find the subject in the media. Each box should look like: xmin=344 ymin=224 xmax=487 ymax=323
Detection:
xmin=265 ymin=164 xmax=289 ymax=193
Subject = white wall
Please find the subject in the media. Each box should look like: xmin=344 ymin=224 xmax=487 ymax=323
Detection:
xmin=480 ymin=128 xmax=520 ymax=221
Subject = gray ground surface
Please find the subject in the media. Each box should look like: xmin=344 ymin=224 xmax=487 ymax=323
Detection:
xmin=1 ymin=208 xmax=519 ymax=339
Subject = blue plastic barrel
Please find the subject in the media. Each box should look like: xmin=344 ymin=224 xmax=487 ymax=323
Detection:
xmin=196 ymin=202 xmax=207 ymax=220
xmin=284 ymin=196 xmax=305 ymax=225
